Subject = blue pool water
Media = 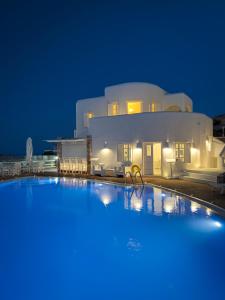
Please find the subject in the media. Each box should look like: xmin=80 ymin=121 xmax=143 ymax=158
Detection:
xmin=0 ymin=177 xmax=225 ymax=300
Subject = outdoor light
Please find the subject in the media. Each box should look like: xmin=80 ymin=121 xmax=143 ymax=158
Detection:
xmin=206 ymin=137 xmax=212 ymax=152
xmin=104 ymin=141 xmax=108 ymax=148
xmin=163 ymin=141 xmax=170 ymax=149
xmin=136 ymin=140 xmax=142 ymax=149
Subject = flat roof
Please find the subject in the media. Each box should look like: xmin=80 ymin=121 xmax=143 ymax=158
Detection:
xmin=45 ymin=138 xmax=86 ymax=143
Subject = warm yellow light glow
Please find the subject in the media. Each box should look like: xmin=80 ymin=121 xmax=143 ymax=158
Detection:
xmin=101 ymin=194 xmax=111 ymax=206
xmin=164 ymin=197 xmax=176 ymax=213
xmin=206 ymin=208 xmax=212 ymax=216
xmin=132 ymin=199 xmax=142 ymax=211
xmin=87 ymin=112 xmax=94 ymax=119
xmin=130 ymin=195 xmax=143 ymax=212
xmin=191 ymin=147 xmax=198 ymax=153
xmin=112 ymin=103 xmax=118 ymax=115
xmin=206 ymin=139 xmax=212 ymax=152
xmin=191 ymin=202 xmax=201 ymax=213
xmin=127 ymin=101 xmax=142 ymax=114
xmin=191 ymin=147 xmax=200 ymax=168
xmin=151 ymin=103 xmax=156 ymax=112
xmin=163 ymin=147 xmax=172 ymax=159
xmin=101 ymin=148 xmax=111 ymax=155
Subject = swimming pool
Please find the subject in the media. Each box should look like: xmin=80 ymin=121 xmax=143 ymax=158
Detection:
xmin=0 ymin=177 xmax=225 ymax=300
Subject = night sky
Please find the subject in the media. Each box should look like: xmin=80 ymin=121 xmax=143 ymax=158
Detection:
xmin=1 ymin=0 xmax=225 ymax=155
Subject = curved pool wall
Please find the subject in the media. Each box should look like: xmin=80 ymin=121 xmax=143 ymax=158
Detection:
xmin=0 ymin=177 xmax=225 ymax=300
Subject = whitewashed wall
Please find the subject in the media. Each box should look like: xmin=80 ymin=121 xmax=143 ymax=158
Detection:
xmin=89 ymin=112 xmax=213 ymax=175
xmin=62 ymin=142 xmax=87 ymax=158
xmin=75 ymin=82 xmax=193 ymax=138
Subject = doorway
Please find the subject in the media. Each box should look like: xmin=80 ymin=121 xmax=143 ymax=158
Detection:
xmin=143 ymin=142 xmax=162 ymax=175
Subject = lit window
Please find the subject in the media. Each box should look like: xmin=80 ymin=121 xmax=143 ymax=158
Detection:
xmin=112 ymin=103 xmax=118 ymax=115
xmin=117 ymin=144 xmax=132 ymax=162
xmin=108 ymin=102 xmax=119 ymax=116
xmin=127 ymin=101 xmax=142 ymax=114
xmin=175 ymin=143 xmax=185 ymax=162
xmin=150 ymin=103 xmax=156 ymax=112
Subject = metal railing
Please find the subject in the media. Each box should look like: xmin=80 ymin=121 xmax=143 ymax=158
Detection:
xmin=134 ymin=170 xmax=144 ymax=186
xmin=125 ymin=170 xmax=144 ymax=186
xmin=0 ymin=156 xmax=58 ymax=177
xmin=125 ymin=171 xmax=134 ymax=185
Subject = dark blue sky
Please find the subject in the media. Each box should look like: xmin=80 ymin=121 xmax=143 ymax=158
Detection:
xmin=1 ymin=0 xmax=225 ymax=155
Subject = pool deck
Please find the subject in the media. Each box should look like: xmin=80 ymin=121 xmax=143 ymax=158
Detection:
xmin=1 ymin=173 xmax=225 ymax=209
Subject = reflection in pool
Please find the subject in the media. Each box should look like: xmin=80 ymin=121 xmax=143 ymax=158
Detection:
xmin=0 ymin=177 xmax=225 ymax=300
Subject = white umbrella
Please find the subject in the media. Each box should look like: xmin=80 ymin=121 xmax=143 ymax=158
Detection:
xmin=26 ymin=137 xmax=33 ymax=164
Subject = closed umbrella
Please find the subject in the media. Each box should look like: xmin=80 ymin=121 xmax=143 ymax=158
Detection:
xmin=26 ymin=137 xmax=33 ymax=165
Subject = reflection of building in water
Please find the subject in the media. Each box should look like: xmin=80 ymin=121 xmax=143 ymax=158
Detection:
xmin=60 ymin=177 xmax=87 ymax=187
xmin=164 ymin=196 xmax=177 ymax=213
xmin=206 ymin=207 xmax=212 ymax=216
xmin=100 ymin=192 xmax=112 ymax=206
xmin=95 ymin=184 xmax=123 ymax=207
xmin=130 ymin=193 xmax=143 ymax=212
xmin=124 ymin=188 xmax=145 ymax=212
xmin=153 ymin=188 xmax=163 ymax=216
xmin=123 ymin=186 xmax=211 ymax=217
xmin=147 ymin=198 xmax=153 ymax=213
xmin=56 ymin=179 xmax=213 ymax=217
xmin=190 ymin=201 xmax=201 ymax=213
xmin=26 ymin=184 xmax=33 ymax=210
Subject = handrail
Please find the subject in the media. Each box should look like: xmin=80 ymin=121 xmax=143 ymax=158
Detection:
xmin=125 ymin=171 xmax=134 ymax=185
xmin=134 ymin=170 xmax=144 ymax=186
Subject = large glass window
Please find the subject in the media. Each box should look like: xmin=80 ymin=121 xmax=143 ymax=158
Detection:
xmin=127 ymin=101 xmax=142 ymax=114
xmin=117 ymin=144 xmax=132 ymax=162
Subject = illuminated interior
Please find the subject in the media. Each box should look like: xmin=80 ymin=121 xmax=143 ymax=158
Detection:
xmin=149 ymin=103 xmax=156 ymax=112
xmin=112 ymin=103 xmax=118 ymax=115
xmin=127 ymin=101 xmax=142 ymax=114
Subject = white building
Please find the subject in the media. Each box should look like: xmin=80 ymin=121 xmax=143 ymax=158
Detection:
xmin=47 ymin=82 xmax=225 ymax=177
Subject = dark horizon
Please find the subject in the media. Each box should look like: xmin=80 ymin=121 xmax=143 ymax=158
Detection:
xmin=1 ymin=0 xmax=225 ymax=155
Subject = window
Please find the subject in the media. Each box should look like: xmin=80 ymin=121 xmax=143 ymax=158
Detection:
xmin=150 ymin=103 xmax=156 ymax=112
xmin=127 ymin=101 xmax=142 ymax=114
xmin=175 ymin=143 xmax=185 ymax=162
xmin=83 ymin=112 xmax=94 ymax=127
xmin=175 ymin=143 xmax=191 ymax=163
xmin=108 ymin=102 xmax=118 ymax=116
xmin=112 ymin=102 xmax=118 ymax=115
xmin=117 ymin=144 xmax=132 ymax=162
xmin=146 ymin=145 xmax=152 ymax=156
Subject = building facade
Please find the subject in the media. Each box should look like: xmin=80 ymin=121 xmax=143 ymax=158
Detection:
xmin=49 ymin=82 xmax=225 ymax=177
